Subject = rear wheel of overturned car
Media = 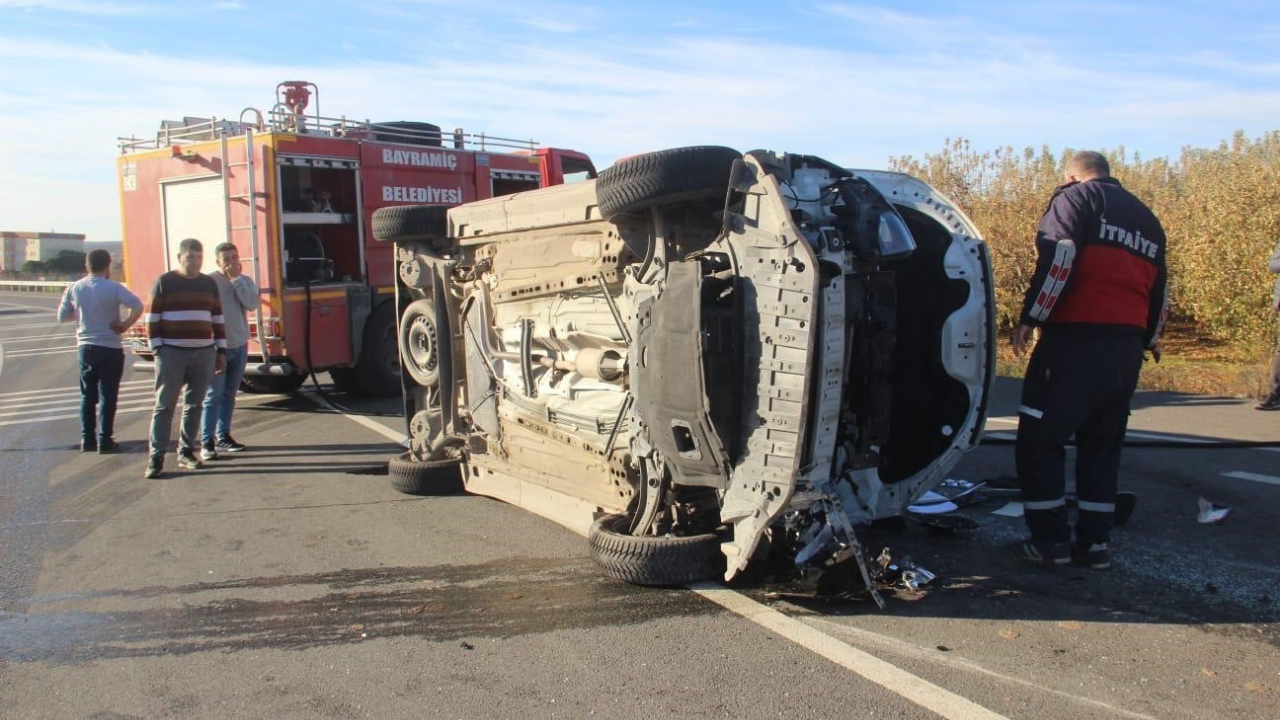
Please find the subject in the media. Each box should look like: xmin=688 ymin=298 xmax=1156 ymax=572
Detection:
xmin=398 ymin=298 xmax=440 ymax=387
xmin=388 ymin=452 xmax=463 ymax=495
xmin=353 ymin=303 xmax=402 ymax=397
xmin=371 ymin=204 xmax=449 ymax=245
xmin=587 ymin=514 xmax=723 ymax=586
xmin=240 ymin=373 xmax=307 ymax=394
xmin=595 ymin=145 xmax=742 ymax=220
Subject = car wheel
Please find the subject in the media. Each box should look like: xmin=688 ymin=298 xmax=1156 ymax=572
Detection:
xmin=595 ymin=146 xmax=741 ymax=220
xmin=388 ymin=451 xmax=463 ymax=495
xmin=354 ymin=303 xmax=402 ymax=397
xmin=240 ymin=373 xmax=307 ymax=394
xmin=398 ymin=298 xmax=440 ymax=387
xmin=587 ymin=513 xmax=723 ymax=586
xmin=372 ymin=204 xmax=449 ymax=245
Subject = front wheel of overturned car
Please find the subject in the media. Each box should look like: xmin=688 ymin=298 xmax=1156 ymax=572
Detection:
xmin=388 ymin=452 xmax=463 ymax=495
xmin=595 ymin=145 xmax=742 ymax=220
xmin=587 ymin=514 xmax=723 ymax=586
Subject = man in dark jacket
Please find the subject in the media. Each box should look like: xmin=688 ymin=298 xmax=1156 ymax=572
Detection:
xmin=1258 ymin=236 xmax=1280 ymax=411
xmin=1012 ymin=150 xmax=1168 ymax=570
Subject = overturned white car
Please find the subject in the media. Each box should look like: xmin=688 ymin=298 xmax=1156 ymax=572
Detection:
xmin=374 ymin=146 xmax=994 ymax=594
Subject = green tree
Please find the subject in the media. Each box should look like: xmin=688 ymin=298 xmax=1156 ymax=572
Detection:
xmin=20 ymin=260 xmax=47 ymax=275
xmin=46 ymin=250 xmax=87 ymax=275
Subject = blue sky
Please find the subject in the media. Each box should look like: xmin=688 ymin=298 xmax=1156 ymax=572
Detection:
xmin=1 ymin=0 xmax=1277 ymax=242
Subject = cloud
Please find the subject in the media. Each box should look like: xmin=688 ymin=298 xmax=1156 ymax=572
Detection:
xmin=0 ymin=0 xmax=149 ymax=14
xmin=1 ymin=6 xmax=1278 ymax=241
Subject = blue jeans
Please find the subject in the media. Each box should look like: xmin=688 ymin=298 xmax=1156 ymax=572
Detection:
xmin=201 ymin=344 xmax=248 ymax=443
xmin=78 ymin=344 xmax=125 ymax=444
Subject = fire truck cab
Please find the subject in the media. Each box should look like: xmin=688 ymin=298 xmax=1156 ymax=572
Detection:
xmin=117 ymin=81 xmax=596 ymax=395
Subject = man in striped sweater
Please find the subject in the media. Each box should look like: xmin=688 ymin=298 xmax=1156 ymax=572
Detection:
xmin=144 ymin=238 xmax=227 ymax=479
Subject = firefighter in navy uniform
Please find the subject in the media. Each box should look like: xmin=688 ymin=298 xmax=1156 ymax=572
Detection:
xmin=1011 ymin=150 xmax=1168 ymax=570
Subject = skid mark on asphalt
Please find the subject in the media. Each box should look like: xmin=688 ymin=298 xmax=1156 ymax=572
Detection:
xmin=1 ymin=558 xmax=715 ymax=663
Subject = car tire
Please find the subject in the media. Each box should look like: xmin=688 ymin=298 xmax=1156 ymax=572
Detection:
xmin=354 ymin=303 xmax=401 ymax=397
xmin=372 ymin=205 xmax=449 ymax=245
xmin=398 ymin=298 xmax=440 ymax=387
xmin=240 ymin=373 xmax=307 ymax=394
xmin=587 ymin=514 xmax=723 ymax=586
xmin=388 ymin=452 xmax=463 ymax=495
xmin=595 ymin=146 xmax=741 ymax=220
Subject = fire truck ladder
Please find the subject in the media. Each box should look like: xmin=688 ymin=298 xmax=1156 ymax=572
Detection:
xmin=220 ymin=129 xmax=269 ymax=358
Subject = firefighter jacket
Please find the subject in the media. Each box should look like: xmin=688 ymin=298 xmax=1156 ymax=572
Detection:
xmin=1268 ymin=235 xmax=1280 ymax=311
xmin=1020 ymin=177 xmax=1168 ymax=347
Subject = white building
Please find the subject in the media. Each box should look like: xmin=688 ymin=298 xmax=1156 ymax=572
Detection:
xmin=0 ymin=231 xmax=86 ymax=272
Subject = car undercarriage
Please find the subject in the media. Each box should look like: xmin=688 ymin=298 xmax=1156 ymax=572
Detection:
xmin=375 ymin=146 xmax=994 ymax=598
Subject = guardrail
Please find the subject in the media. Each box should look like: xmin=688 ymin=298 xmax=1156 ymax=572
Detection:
xmin=0 ymin=280 xmax=71 ymax=294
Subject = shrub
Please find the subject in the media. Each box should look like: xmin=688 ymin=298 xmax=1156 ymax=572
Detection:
xmin=890 ymin=133 xmax=1280 ymax=353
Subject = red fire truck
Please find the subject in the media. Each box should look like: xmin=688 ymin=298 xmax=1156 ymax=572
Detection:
xmin=118 ymin=81 xmax=596 ymax=395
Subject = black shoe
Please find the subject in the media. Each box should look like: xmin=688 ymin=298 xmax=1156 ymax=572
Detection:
xmin=200 ymin=439 xmax=218 ymax=462
xmin=1073 ymin=542 xmax=1112 ymax=570
xmin=144 ymin=457 xmax=164 ymax=479
xmin=1020 ymin=539 xmax=1070 ymax=566
xmin=177 ymin=450 xmax=203 ymax=470
xmin=98 ymin=439 xmax=121 ymax=454
xmin=1256 ymin=394 xmax=1280 ymax=411
xmin=81 ymin=441 xmax=97 ymax=452
xmin=216 ymin=436 xmax=246 ymax=453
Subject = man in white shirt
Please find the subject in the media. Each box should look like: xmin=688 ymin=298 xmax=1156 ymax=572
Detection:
xmin=200 ymin=242 xmax=260 ymax=459
xmin=57 ymin=249 xmax=144 ymax=453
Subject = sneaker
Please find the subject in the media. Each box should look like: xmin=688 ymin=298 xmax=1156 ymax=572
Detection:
xmin=81 ymin=440 xmax=97 ymax=452
xmin=98 ymin=439 xmax=121 ymax=454
xmin=144 ymin=457 xmax=164 ymax=479
xmin=1256 ymin=394 xmax=1280 ymax=411
xmin=200 ymin=439 xmax=218 ymax=462
xmin=1074 ymin=542 xmax=1112 ymax=570
xmin=1020 ymin=539 xmax=1070 ymax=566
xmin=216 ymin=436 xmax=246 ymax=453
xmin=177 ymin=450 xmax=203 ymax=470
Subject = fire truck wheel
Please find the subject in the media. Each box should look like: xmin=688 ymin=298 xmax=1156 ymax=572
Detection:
xmin=355 ymin=304 xmax=402 ymax=397
xmin=587 ymin=514 xmax=724 ymax=586
xmin=372 ymin=205 xmax=449 ymax=245
xmin=240 ymin=373 xmax=307 ymax=394
xmin=388 ymin=452 xmax=463 ymax=495
xmin=328 ymin=367 xmax=362 ymax=394
xmin=399 ymin=299 xmax=440 ymax=387
xmin=595 ymin=146 xmax=741 ymax=220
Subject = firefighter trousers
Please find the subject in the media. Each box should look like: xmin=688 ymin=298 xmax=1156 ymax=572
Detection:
xmin=1016 ymin=325 xmax=1145 ymax=547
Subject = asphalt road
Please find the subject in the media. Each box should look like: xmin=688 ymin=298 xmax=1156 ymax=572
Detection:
xmin=1 ymin=290 xmax=1277 ymax=720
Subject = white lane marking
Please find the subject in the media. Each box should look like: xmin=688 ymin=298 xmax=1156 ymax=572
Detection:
xmin=0 ymin=321 xmax=64 ymax=332
xmin=297 ymin=389 xmax=408 ymax=445
xmin=989 ymin=416 xmax=1236 ymax=445
xmin=806 ymin=617 xmax=1161 ymax=720
xmin=0 ymin=301 xmax=60 ymax=313
xmin=1221 ymin=471 xmax=1280 ymax=486
xmin=0 ymin=397 xmax=156 ymax=420
xmin=0 ymin=388 xmax=154 ymax=410
xmin=0 ymin=392 xmax=155 ymax=415
xmin=689 ymin=584 xmax=1009 ymax=720
xmin=0 ymin=378 xmax=152 ymax=399
xmin=4 ymin=346 xmax=78 ymax=358
xmin=317 ymin=390 xmax=1003 ymax=719
xmin=0 ymin=333 xmax=77 ymax=344
xmin=0 ymin=405 xmax=152 ymax=428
